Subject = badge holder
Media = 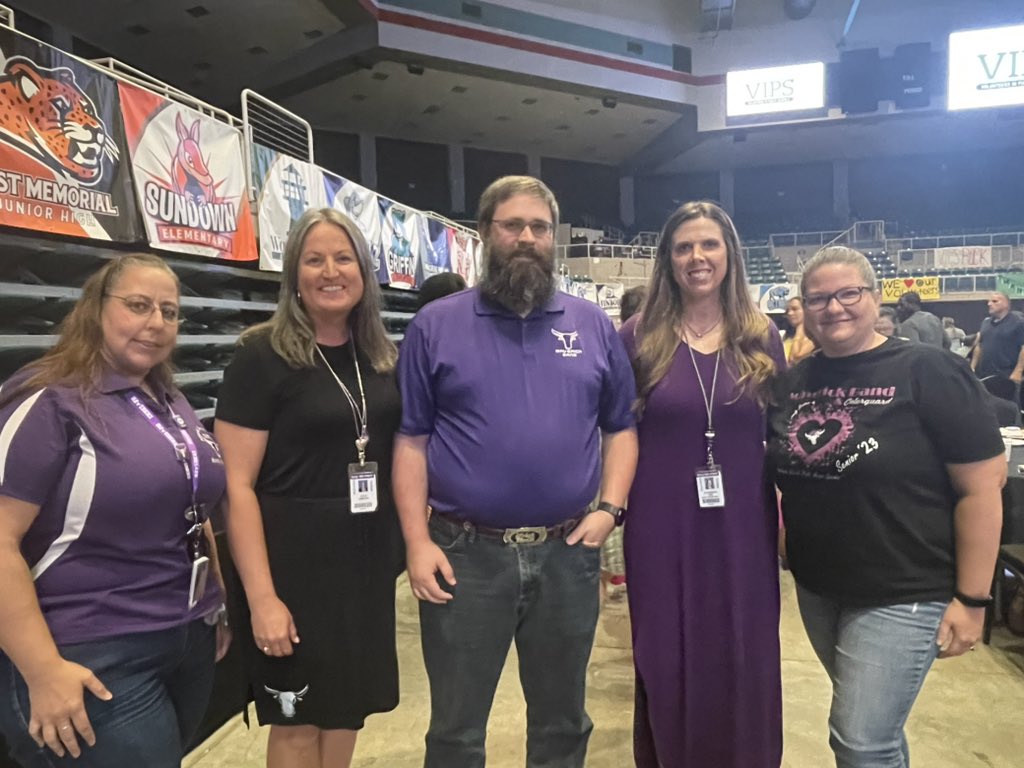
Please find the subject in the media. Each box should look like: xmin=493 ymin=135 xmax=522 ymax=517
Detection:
xmin=695 ymin=429 xmax=725 ymax=509
xmin=348 ymin=431 xmax=378 ymax=514
xmin=189 ymin=556 xmax=210 ymax=608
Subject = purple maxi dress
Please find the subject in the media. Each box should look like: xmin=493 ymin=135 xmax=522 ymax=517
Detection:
xmin=621 ymin=320 xmax=784 ymax=768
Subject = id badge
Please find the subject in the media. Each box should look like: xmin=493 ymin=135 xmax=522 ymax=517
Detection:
xmin=348 ymin=461 xmax=379 ymax=514
xmin=188 ymin=555 xmax=210 ymax=609
xmin=695 ymin=465 xmax=725 ymax=508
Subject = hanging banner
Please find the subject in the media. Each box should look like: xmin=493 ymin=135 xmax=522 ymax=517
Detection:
xmin=378 ymin=198 xmax=422 ymax=289
xmin=449 ymin=229 xmax=478 ymax=287
xmin=0 ymin=29 xmax=139 ymax=240
xmin=119 ymin=82 xmax=256 ymax=261
xmin=934 ymin=245 xmax=992 ymax=269
xmin=324 ymin=173 xmax=386 ymax=283
xmin=251 ymin=143 xmax=327 ymax=272
xmin=597 ymin=283 xmax=624 ymax=316
xmin=997 ymin=273 xmax=1024 ymax=299
xmin=750 ymin=283 xmax=800 ymax=314
xmin=418 ymin=217 xmax=452 ymax=283
xmin=881 ymin=277 xmax=941 ymax=302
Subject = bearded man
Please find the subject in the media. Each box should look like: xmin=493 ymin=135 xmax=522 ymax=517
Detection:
xmin=393 ymin=175 xmax=638 ymax=768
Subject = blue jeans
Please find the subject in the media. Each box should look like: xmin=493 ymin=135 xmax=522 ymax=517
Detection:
xmin=0 ymin=619 xmax=215 ymax=768
xmin=796 ymin=584 xmax=946 ymax=768
xmin=419 ymin=515 xmax=601 ymax=768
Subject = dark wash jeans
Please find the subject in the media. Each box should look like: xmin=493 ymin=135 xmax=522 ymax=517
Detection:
xmin=0 ymin=619 xmax=215 ymax=768
xmin=420 ymin=514 xmax=601 ymax=768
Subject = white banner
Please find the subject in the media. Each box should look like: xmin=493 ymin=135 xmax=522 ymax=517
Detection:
xmin=450 ymin=229 xmax=479 ymax=287
xmin=326 ymin=175 xmax=386 ymax=282
xmin=750 ymin=283 xmax=800 ymax=314
xmin=934 ymin=245 xmax=992 ymax=269
xmin=253 ymin=147 xmax=327 ymax=272
xmin=726 ymin=62 xmax=825 ymax=117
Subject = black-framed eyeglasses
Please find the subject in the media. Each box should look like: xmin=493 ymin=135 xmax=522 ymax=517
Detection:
xmin=491 ymin=218 xmax=555 ymax=238
xmin=802 ymin=286 xmax=873 ymax=312
xmin=106 ymin=293 xmax=182 ymax=324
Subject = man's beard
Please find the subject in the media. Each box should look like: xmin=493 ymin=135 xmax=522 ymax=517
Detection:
xmin=478 ymin=241 xmax=556 ymax=315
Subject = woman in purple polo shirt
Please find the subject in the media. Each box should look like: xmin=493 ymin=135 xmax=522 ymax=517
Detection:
xmin=0 ymin=254 xmax=230 ymax=768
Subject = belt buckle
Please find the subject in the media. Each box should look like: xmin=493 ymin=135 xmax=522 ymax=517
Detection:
xmin=502 ymin=526 xmax=548 ymax=545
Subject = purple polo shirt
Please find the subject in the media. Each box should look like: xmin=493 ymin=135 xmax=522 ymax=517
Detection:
xmin=0 ymin=368 xmax=225 ymax=645
xmin=398 ymin=288 xmax=636 ymax=527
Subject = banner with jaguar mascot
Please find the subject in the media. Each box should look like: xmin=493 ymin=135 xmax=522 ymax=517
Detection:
xmin=118 ymin=81 xmax=256 ymax=261
xmin=0 ymin=27 xmax=139 ymax=240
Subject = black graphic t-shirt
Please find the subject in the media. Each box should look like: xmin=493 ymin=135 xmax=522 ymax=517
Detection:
xmin=767 ymin=337 xmax=1003 ymax=606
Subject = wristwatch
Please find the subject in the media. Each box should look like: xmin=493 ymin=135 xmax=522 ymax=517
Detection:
xmin=953 ymin=590 xmax=993 ymax=609
xmin=596 ymin=501 xmax=626 ymax=526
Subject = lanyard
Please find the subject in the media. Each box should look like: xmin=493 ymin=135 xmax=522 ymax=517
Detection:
xmin=316 ymin=340 xmax=370 ymax=466
xmin=684 ymin=336 xmax=721 ymax=467
xmin=126 ymin=392 xmax=205 ymax=558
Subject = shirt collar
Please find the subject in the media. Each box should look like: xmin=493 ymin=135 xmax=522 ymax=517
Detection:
xmin=472 ymin=288 xmax=567 ymax=319
xmin=97 ymin=367 xmax=174 ymax=404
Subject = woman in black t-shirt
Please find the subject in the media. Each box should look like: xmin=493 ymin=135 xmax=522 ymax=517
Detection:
xmin=767 ymin=246 xmax=1004 ymax=768
xmin=215 ymin=209 xmax=402 ymax=768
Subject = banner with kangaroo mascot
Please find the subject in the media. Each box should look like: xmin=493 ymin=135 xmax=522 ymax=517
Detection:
xmin=118 ymin=81 xmax=256 ymax=261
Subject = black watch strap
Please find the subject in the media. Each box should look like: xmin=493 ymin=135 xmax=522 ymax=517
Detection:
xmin=596 ymin=501 xmax=625 ymax=526
xmin=954 ymin=590 xmax=993 ymax=608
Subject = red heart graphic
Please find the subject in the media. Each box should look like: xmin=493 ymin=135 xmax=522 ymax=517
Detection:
xmin=904 ymin=279 xmax=915 ymax=287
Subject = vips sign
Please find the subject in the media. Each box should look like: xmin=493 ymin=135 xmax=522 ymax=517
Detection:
xmin=881 ymin=277 xmax=941 ymax=302
xmin=726 ymin=62 xmax=825 ymax=117
xmin=948 ymin=24 xmax=1024 ymax=110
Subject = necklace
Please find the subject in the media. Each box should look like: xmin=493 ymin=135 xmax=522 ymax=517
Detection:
xmin=682 ymin=314 xmax=723 ymax=339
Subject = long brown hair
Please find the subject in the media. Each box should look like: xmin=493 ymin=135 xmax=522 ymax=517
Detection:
xmin=0 ymin=253 xmax=179 ymax=408
xmin=239 ymin=208 xmax=397 ymax=372
xmin=633 ymin=201 xmax=776 ymax=414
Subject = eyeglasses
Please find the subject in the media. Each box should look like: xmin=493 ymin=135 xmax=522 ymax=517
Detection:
xmin=106 ymin=294 xmax=182 ymax=324
xmin=802 ymin=286 xmax=873 ymax=312
xmin=491 ymin=218 xmax=555 ymax=238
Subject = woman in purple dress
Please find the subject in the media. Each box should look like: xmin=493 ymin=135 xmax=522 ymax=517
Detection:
xmin=620 ymin=201 xmax=785 ymax=767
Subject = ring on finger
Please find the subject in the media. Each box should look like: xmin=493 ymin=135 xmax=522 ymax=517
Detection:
xmin=262 ymin=646 xmax=271 ymax=654
xmin=60 ymin=725 xmax=72 ymax=732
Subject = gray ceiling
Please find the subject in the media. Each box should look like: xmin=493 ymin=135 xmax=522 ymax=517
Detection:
xmin=6 ymin=0 xmax=1024 ymax=175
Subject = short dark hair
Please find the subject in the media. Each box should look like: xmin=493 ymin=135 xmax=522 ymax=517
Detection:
xmin=417 ymin=272 xmax=467 ymax=309
xmin=898 ymin=291 xmax=921 ymax=309
xmin=619 ymin=285 xmax=647 ymax=323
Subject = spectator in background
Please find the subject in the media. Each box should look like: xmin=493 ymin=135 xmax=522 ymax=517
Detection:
xmin=896 ymin=291 xmax=948 ymax=348
xmin=875 ymin=306 xmax=900 ymax=338
xmin=972 ymin=291 xmax=1024 ymax=382
xmin=416 ymin=272 xmax=467 ymax=310
xmin=619 ymin=285 xmax=647 ymax=325
xmin=784 ymin=296 xmax=817 ymax=363
xmin=944 ymin=317 xmax=968 ymax=357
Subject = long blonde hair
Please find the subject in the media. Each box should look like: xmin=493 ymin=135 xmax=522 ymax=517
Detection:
xmin=633 ymin=201 xmax=776 ymax=414
xmin=240 ymin=208 xmax=397 ymax=372
xmin=0 ymin=253 xmax=178 ymax=408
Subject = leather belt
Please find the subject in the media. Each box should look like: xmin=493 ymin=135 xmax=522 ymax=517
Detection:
xmin=432 ymin=511 xmax=582 ymax=545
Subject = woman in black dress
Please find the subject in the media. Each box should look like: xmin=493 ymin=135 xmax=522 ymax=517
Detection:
xmin=215 ymin=208 xmax=402 ymax=767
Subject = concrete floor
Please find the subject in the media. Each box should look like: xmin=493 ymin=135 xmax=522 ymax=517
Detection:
xmin=185 ymin=572 xmax=1024 ymax=767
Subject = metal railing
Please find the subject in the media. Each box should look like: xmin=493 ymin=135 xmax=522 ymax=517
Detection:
xmin=91 ymin=58 xmax=241 ymax=127
xmin=240 ymin=89 xmax=314 ymax=163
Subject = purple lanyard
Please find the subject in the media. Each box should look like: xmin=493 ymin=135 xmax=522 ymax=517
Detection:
xmin=126 ymin=391 xmax=201 ymax=513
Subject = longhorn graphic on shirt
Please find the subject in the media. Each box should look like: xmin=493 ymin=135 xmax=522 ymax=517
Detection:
xmin=551 ymin=328 xmax=582 ymax=357
xmin=264 ymin=684 xmax=309 ymax=718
